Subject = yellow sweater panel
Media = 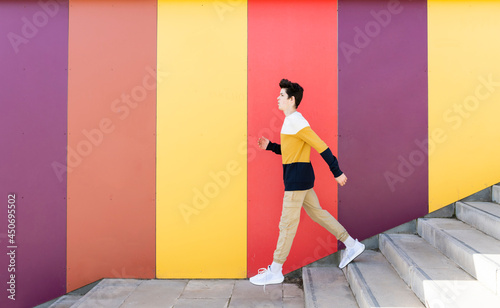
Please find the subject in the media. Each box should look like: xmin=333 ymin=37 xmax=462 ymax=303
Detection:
xmin=281 ymin=126 xmax=328 ymax=165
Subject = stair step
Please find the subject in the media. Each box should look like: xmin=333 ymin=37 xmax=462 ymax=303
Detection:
xmin=493 ymin=185 xmax=500 ymax=204
xmin=343 ymin=250 xmax=423 ymax=308
xmin=48 ymin=295 xmax=82 ymax=308
xmin=418 ymin=218 xmax=500 ymax=294
xmin=71 ymin=279 xmax=142 ymax=308
xmin=456 ymin=201 xmax=500 ymax=241
xmin=303 ymin=267 xmax=358 ymax=308
xmin=380 ymin=233 xmax=500 ymax=308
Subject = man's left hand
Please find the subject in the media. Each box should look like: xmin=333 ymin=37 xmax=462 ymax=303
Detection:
xmin=335 ymin=173 xmax=347 ymax=186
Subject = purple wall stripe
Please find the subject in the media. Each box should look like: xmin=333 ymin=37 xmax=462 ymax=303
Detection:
xmin=0 ymin=1 xmax=69 ymax=307
xmin=338 ymin=0 xmax=428 ymax=241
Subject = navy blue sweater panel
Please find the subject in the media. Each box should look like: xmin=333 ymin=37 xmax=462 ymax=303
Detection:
xmin=282 ymin=163 xmax=315 ymax=191
xmin=266 ymin=141 xmax=342 ymax=191
xmin=267 ymin=141 xmax=315 ymax=191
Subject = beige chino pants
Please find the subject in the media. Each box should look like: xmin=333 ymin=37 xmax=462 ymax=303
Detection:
xmin=273 ymin=188 xmax=349 ymax=264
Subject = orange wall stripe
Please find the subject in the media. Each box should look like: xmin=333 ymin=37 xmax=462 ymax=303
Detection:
xmin=67 ymin=0 xmax=157 ymax=291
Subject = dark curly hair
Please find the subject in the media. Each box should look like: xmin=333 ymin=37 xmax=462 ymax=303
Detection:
xmin=279 ymin=79 xmax=304 ymax=108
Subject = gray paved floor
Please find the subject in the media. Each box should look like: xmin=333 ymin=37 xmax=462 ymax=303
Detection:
xmin=51 ymin=279 xmax=304 ymax=308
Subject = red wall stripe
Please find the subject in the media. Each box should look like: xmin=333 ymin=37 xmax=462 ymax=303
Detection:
xmin=248 ymin=0 xmax=339 ymax=276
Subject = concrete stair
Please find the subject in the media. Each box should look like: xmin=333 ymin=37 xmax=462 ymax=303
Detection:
xmin=456 ymin=201 xmax=500 ymax=241
xmin=343 ymin=250 xmax=424 ymax=308
xmin=380 ymin=233 xmax=499 ymax=307
xmin=493 ymin=185 xmax=500 ymax=204
xmin=304 ymin=185 xmax=500 ymax=308
xmin=47 ymin=295 xmax=82 ymax=308
xmin=418 ymin=217 xmax=500 ymax=295
xmin=302 ymin=267 xmax=358 ymax=308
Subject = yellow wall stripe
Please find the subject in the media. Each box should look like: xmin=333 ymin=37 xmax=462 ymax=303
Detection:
xmin=428 ymin=0 xmax=500 ymax=211
xmin=156 ymin=0 xmax=247 ymax=278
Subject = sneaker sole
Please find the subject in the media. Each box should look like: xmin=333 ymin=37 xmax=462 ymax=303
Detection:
xmin=339 ymin=245 xmax=365 ymax=269
xmin=249 ymin=277 xmax=284 ymax=286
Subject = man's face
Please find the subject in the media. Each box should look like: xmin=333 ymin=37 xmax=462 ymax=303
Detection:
xmin=277 ymin=88 xmax=293 ymax=111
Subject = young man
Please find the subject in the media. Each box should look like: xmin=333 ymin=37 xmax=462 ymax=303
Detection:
xmin=250 ymin=79 xmax=365 ymax=286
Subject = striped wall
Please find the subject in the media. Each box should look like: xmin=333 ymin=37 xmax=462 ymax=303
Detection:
xmin=248 ymin=0 xmax=339 ymax=277
xmin=1 ymin=1 xmax=69 ymax=306
xmin=1 ymin=1 xmax=500 ymax=307
xmin=338 ymin=0 xmax=429 ymax=241
xmin=428 ymin=0 xmax=500 ymax=211
xmin=156 ymin=0 xmax=247 ymax=278
xmin=66 ymin=0 xmax=157 ymax=292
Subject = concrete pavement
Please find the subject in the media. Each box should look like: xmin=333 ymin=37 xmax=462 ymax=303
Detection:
xmin=47 ymin=278 xmax=304 ymax=308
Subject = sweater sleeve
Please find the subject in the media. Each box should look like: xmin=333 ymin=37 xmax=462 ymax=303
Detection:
xmin=266 ymin=141 xmax=282 ymax=155
xmin=320 ymin=148 xmax=343 ymax=178
xmin=296 ymin=127 xmax=343 ymax=177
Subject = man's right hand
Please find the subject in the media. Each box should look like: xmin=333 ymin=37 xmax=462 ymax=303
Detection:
xmin=258 ymin=136 xmax=270 ymax=150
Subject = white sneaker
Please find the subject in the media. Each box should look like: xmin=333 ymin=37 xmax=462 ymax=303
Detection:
xmin=339 ymin=239 xmax=365 ymax=269
xmin=249 ymin=266 xmax=284 ymax=286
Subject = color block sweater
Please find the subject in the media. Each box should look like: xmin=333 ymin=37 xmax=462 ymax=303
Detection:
xmin=266 ymin=111 xmax=343 ymax=191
